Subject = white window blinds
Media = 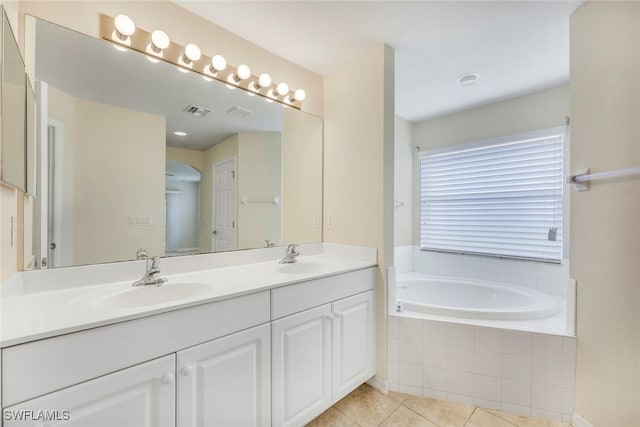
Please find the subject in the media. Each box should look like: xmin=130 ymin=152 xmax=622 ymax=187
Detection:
xmin=419 ymin=127 xmax=564 ymax=263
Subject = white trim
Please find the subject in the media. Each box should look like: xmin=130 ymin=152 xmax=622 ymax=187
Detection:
xmin=572 ymin=412 xmax=594 ymax=427
xmin=419 ymin=125 xmax=567 ymax=156
xmin=366 ymin=375 xmax=388 ymax=394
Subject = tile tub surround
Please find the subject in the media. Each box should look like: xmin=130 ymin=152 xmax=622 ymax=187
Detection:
xmin=307 ymin=383 xmax=571 ymax=427
xmin=395 ymin=246 xmax=570 ymax=297
xmin=393 ymin=246 xmax=576 ymax=336
xmin=388 ymin=316 xmax=576 ymax=423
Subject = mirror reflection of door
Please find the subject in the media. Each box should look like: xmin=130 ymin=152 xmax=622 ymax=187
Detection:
xmin=165 ymin=161 xmax=201 ymax=256
xmin=212 ymin=157 xmax=236 ymax=252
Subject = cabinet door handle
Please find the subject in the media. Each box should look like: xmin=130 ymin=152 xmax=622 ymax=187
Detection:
xmin=334 ymin=312 xmax=342 ymax=319
xmin=161 ymin=373 xmax=175 ymax=384
xmin=323 ymin=314 xmax=333 ymax=321
xmin=181 ymin=365 xmax=193 ymax=376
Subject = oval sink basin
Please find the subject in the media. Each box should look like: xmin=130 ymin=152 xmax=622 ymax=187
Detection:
xmin=97 ymin=282 xmax=211 ymax=308
xmin=277 ymin=262 xmax=327 ymax=275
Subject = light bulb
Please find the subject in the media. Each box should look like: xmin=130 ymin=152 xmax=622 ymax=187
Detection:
xmin=276 ymin=82 xmax=289 ymax=96
xmin=151 ymin=30 xmax=170 ymax=51
xmin=237 ymin=64 xmax=251 ymax=80
xmin=114 ymin=15 xmax=135 ymax=39
xmin=210 ymin=55 xmax=227 ymax=72
xmin=184 ymin=43 xmax=201 ymax=63
xmin=293 ymin=89 xmax=306 ymax=102
xmin=258 ymin=73 xmax=272 ymax=88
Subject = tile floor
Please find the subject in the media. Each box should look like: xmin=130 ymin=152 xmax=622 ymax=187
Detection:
xmin=307 ymin=384 xmax=571 ymax=427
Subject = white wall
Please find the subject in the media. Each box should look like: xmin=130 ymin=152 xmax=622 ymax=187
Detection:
xmin=324 ymin=43 xmax=395 ymax=379
xmin=394 ymin=116 xmax=413 ymax=246
xmin=282 ymin=108 xmax=323 ymax=245
xmin=237 ymin=132 xmax=282 ymax=248
xmin=570 ymin=2 xmax=640 ymax=426
xmin=48 ymin=85 xmax=166 ymax=266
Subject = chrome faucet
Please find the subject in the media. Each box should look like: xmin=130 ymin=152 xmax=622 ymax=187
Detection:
xmin=132 ymin=257 xmax=168 ymax=287
xmin=279 ymin=244 xmax=299 ymax=264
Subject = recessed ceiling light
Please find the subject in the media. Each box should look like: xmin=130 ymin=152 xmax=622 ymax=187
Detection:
xmin=174 ymin=131 xmax=187 ymax=136
xmin=457 ymin=73 xmax=480 ymax=87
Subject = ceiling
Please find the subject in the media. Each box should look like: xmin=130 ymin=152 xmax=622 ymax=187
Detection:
xmin=173 ymin=0 xmax=584 ymax=122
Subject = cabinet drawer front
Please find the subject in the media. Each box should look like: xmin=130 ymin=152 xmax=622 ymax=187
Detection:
xmin=3 ymin=354 xmax=176 ymax=427
xmin=2 ymin=291 xmax=270 ymax=406
xmin=177 ymin=323 xmax=271 ymax=427
xmin=271 ymin=267 xmax=375 ymax=320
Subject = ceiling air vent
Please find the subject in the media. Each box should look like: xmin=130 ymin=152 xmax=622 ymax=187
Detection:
xmin=226 ymin=106 xmax=252 ymax=118
xmin=183 ymin=104 xmax=211 ymax=118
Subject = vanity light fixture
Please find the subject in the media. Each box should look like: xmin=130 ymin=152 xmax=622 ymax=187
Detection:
xmin=101 ymin=14 xmax=306 ymax=109
xmin=252 ymin=73 xmax=272 ymax=91
xmin=209 ymin=55 xmax=227 ymax=74
xmin=182 ymin=43 xmax=202 ymax=65
xmin=271 ymin=82 xmax=289 ymax=98
xmin=113 ymin=14 xmax=135 ymax=42
xmin=150 ymin=30 xmax=170 ymax=54
xmin=291 ymin=89 xmax=306 ymax=102
xmin=228 ymin=64 xmax=251 ymax=84
xmin=174 ymin=131 xmax=187 ymax=136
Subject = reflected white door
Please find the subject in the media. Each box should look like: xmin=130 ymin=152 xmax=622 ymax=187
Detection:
xmin=212 ymin=157 xmax=236 ymax=251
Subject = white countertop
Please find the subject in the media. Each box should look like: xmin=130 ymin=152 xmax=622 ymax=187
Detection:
xmin=0 ymin=245 xmax=377 ymax=348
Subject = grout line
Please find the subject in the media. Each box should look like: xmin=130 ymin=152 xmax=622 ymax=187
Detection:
xmin=463 ymin=407 xmax=479 ymax=426
xmin=401 ymin=403 xmax=442 ymax=427
xmin=481 ymin=408 xmax=520 ymax=427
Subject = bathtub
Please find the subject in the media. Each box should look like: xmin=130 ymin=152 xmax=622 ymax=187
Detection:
xmin=396 ymin=274 xmax=559 ymax=320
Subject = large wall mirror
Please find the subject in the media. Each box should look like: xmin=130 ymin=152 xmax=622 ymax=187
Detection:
xmin=25 ymin=16 xmax=323 ymax=269
xmin=0 ymin=7 xmax=27 ymax=192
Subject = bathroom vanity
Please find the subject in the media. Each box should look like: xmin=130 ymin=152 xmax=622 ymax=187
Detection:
xmin=0 ymin=245 xmax=376 ymax=427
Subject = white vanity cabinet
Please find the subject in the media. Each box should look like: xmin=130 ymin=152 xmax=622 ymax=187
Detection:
xmin=271 ymin=268 xmax=376 ymax=427
xmin=272 ymin=304 xmax=333 ymax=427
xmin=177 ymin=323 xmax=271 ymax=427
xmin=3 ymin=354 xmax=176 ymax=427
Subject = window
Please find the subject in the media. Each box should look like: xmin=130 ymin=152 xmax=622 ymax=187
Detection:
xmin=419 ymin=127 xmax=565 ymax=263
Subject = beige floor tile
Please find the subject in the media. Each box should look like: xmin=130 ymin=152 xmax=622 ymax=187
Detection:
xmin=466 ymin=409 xmax=518 ymax=427
xmin=334 ymin=384 xmax=402 ymax=427
xmin=380 ymin=406 xmax=439 ymax=427
xmin=387 ymin=390 xmax=410 ymax=403
xmin=486 ymin=409 xmax=550 ymax=427
xmin=305 ymin=407 xmax=359 ymax=427
xmin=404 ymin=396 xmax=475 ymax=427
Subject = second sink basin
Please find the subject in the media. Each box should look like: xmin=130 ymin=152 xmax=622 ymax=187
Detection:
xmin=97 ymin=282 xmax=212 ymax=309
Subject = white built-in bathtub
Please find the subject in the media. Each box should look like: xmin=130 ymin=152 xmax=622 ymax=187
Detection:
xmin=396 ymin=274 xmax=559 ymax=320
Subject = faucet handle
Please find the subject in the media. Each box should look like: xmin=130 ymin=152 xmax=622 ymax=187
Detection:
xmin=287 ymin=244 xmax=299 ymax=254
xmin=148 ymin=256 xmax=160 ymax=270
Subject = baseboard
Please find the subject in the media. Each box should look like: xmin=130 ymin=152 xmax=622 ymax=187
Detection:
xmin=366 ymin=375 xmax=388 ymax=393
xmin=572 ymin=412 xmax=594 ymax=427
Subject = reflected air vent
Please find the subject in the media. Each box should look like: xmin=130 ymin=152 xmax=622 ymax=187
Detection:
xmin=226 ymin=106 xmax=252 ymax=118
xmin=183 ymin=104 xmax=211 ymax=117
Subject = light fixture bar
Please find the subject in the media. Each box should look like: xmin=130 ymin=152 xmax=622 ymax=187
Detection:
xmin=100 ymin=14 xmax=304 ymax=109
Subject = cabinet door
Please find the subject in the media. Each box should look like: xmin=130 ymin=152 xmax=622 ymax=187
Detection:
xmin=332 ymin=290 xmax=376 ymax=402
xmin=272 ymin=304 xmax=332 ymax=427
xmin=3 ymin=354 xmax=175 ymax=427
xmin=177 ymin=323 xmax=270 ymax=427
